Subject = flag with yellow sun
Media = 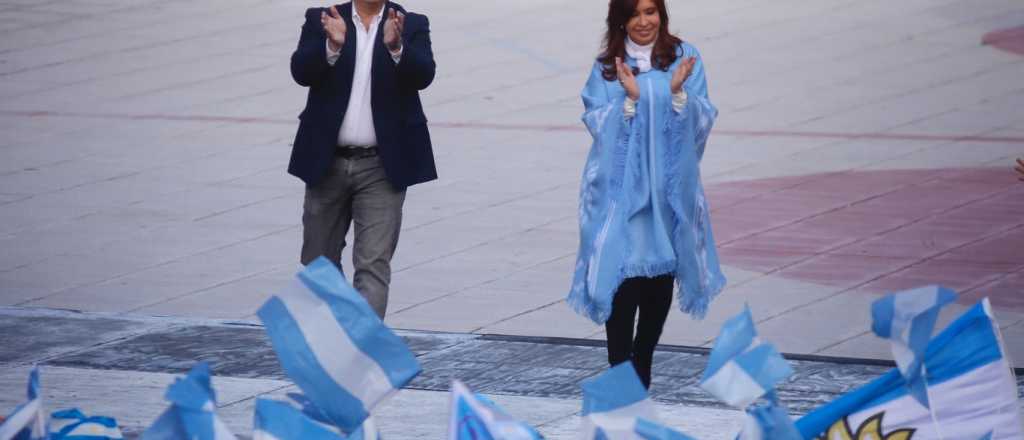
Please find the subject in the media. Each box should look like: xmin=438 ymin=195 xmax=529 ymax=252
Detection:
xmin=796 ymin=298 xmax=1022 ymax=439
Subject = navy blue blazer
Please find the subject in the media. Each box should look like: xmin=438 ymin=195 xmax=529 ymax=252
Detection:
xmin=289 ymin=2 xmax=437 ymax=189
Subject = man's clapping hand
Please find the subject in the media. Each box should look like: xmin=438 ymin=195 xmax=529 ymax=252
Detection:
xmin=321 ymin=6 xmax=346 ymax=51
xmin=383 ymin=9 xmax=405 ymax=53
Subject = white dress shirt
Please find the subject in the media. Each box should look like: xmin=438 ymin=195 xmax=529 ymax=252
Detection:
xmin=326 ymin=5 xmax=403 ymax=148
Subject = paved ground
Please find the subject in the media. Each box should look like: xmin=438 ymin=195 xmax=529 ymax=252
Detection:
xmin=2 ymin=0 xmax=1024 ymax=370
xmin=0 ymin=366 xmax=744 ymax=439
xmin=10 ymin=307 xmax=1021 ymax=438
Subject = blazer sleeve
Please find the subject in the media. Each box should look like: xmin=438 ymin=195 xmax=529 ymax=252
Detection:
xmin=290 ymin=8 xmax=331 ymax=88
xmin=394 ymin=14 xmax=436 ymax=91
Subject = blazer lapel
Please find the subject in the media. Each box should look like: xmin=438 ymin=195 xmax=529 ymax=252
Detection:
xmin=336 ymin=2 xmax=357 ymax=85
xmin=370 ymin=2 xmax=391 ymax=76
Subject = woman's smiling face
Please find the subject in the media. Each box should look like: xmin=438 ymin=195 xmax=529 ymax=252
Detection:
xmin=626 ymin=0 xmax=661 ymax=45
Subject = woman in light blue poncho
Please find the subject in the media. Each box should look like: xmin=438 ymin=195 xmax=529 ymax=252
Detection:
xmin=567 ymin=0 xmax=726 ymax=388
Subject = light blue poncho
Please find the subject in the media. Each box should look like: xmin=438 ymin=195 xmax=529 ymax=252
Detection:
xmin=568 ymin=42 xmax=726 ymax=324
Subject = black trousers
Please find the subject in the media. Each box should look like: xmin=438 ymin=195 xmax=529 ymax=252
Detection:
xmin=604 ymin=275 xmax=674 ymax=389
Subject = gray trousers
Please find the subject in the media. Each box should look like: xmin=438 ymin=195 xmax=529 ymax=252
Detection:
xmin=300 ymin=154 xmax=406 ymax=318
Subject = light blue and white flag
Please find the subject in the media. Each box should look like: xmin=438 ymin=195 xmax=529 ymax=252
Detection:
xmin=0 ymin=367 xmax=47 ymax=440
xmin=258 ymin=394 xmax=379 ymax=440
xmin=870 ymin=285 xmax=957 ymax=408
xmin=797 ymin=298 xmax=1023 ymax=439
xmin=634 ymin=418 xmax=696 ymax=440
xmin=736 ymin=395 xmax=800 ymax=440
xmin=253 ymin=398 xmax=379 ymax=440
xmin=257 ymin=257 xmax=421 ymax=433
xmin=448 ymin=380 xmax=542 ymax=440
xmin=51 ymin=408 xmax=122 ymax=440
xmin=142 ymin=362 xmax=235 ymax=440
xmin=579 ymin=362 xmax=659 ymax=439
xmin=700 ymin=305 xmax=793 ymax=409
xmin=253 ymin=399 xmax=343 ymax=440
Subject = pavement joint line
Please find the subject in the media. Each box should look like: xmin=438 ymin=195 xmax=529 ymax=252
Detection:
xmin=391 ymin=211 xmax=575 ymax=276
xmin=719 ymin=162 xmax=1011 ymax=251
xmin=0 ymin=210 xmax=102 ymax=248
xmin=874 ymin=94 xmax=1024 ymax=142
xmin=786 ymin=56 xmax=1024 ymax=133
xmin=954 ymin=237 xmax=1024 ymax=302
xmin=732 ymin=15 xmax=989 ymax=96
xmin=2 ymin=142 xmax=290 ymax=237
xmin=216 ymin=383 xmax=296 ymax=410
xmin=720 ymin=0 xmax=1021 ymax=92
xmin=428 ymin=70 xmax=573 ymax=107
xmin=814 ymin=329 xmax=873 ymax=355
xmin=0 ymin=15 xmax=287 ymax=79
xmin=468 ymin=299 xmax=567 ymax=334
xmin=389 ymin=250 xmax=575 ymax=316
xmin=122 ymin=262 xmax=296 ymax=316
xmin=0 ymin=154 xmax=85 ymax=179
xmin=115 ymin=63 xmax=279 ymax=101
xmin=10 ymin=224 xmax=298 ymax=308
xmin=191 ymin=193 xmax=294 ymax=223
xmin=2 ymin=33 xmax=295 ymax=102
xmin=0 ymin=169 xmax=145 ymax=208
xmin=396 ymin=182 xmax=574 ymax=236
xmin=0 ymin=2 xmax=247 ymax=57
xmin=714 ymin=165 xmax=930 ymax=248
xmin=0 ymin=254 xmax=56 ymax=275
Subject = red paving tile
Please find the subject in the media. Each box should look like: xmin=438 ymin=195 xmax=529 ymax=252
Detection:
xmin=982 ymin=26 xmax=1024 ymax=56
xmin=716 ymin=246 xmax=814 ymax=274
xmin=710 ymin=215 xmax=771 ymax=244
xmin=936 ymin=227 xmax=1024 ymax=265
xmin=708 ymin=167 xmax=1024 ymax=311
xmin=790 ymin=169 xmax=940 ymax=197
xmin=859 ymin=260 xmax=1018 ymax=295
xmin=836 ymin=217 xmax=999 ymax=259
xmin=962 ymin=271 xmax=1024 ymax=311
xmin=777 ymin=254 xmax=916 ymax=290
xmin=786 ymin=211 xmax=908 ymax=239
xmin=726 ymin=229 xmax=850 ymax=254
xmin=709 ymin=173 xmax=830 ymax=197
xmin=945 ymin=166 xmax=1023 ymax=184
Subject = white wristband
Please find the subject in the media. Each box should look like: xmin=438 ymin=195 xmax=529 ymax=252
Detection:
xmin=624 ymin=97 xmax=637 ymax=119
xmin=672 ymin=89 xmax=688 ymax=113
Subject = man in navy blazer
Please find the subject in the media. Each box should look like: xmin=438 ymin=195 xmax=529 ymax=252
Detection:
xmin=289 ymin=0 xmax=436 ymax=318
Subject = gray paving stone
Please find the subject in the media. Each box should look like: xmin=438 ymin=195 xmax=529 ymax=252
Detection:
xmin=0 ymin=309 xmax=158 ymax=365
xmin=8 ymin=308 xmax=995 ymax=417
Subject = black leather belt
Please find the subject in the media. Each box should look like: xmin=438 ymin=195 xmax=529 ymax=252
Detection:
xmin=335 ymin=146 xmax=377 ymax=159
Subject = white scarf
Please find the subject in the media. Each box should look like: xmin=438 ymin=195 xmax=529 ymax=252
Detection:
xmin=625 ymin=37 xmax=654 ymax=73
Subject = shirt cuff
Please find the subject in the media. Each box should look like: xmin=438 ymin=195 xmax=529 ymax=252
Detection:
xmin=326 ymin=40 xmax=341 ymax=66
xmin=623 ymin=96 xmax=637 ymax=119
xmin=672 ymin=89 xmax=688 ymax=113
xmin=389 ymin=45 xmax=403 ymax=64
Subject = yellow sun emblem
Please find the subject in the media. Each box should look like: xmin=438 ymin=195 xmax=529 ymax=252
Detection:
xmin=817 ymin=412 xmax=916 ymax=440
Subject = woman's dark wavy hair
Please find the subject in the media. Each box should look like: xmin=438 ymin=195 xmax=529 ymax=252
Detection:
xmin=598 ymin=0 xmax=682 ymax=81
